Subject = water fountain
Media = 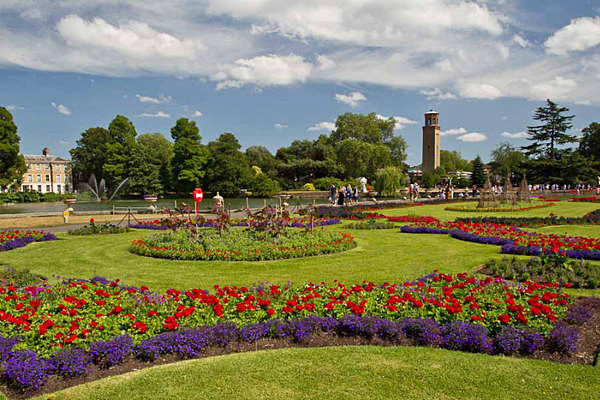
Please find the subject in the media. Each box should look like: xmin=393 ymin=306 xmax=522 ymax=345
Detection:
xmin=78 ymin=174 xmax=130 ymax=202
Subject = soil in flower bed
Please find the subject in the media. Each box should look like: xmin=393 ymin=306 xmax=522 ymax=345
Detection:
xmin=2 ymin=307 xmax=599 ymax=400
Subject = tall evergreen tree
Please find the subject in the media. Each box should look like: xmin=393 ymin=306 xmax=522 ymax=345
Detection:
xmin=579 ymin=122 xmax=600 ymax=161
xmin=471 ymin=155 xmax=486 ymax=187
xmin=0 ymin=107 xmax=26 ymax=189
xmin=522 ymin=99 xmax=576 ymax=160
xmin=170 ymin=118 xmax=209 ymax=193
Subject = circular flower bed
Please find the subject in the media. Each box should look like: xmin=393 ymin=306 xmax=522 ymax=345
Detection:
xmin=130 ymin=228 xmax=356 ymax=261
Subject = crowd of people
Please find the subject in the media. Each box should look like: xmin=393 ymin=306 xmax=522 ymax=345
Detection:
xmin=329 ymin=184 xmax=360 ymax=206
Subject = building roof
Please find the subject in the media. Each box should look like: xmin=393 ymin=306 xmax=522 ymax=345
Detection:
xmin=424 ymin=110 xmax=438 ymax=114
xmin=23 ymin=154 xmax=70 ymax=163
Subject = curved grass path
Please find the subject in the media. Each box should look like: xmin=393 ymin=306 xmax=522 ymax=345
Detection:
xmin=32 ymin=346 xmax=600 ymax=400
xmin=0 ymin=227 xmax=502 ymax=291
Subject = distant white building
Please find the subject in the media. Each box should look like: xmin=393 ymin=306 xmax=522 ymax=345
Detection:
xmin=20 ymin=147 xmax=72 ymax=193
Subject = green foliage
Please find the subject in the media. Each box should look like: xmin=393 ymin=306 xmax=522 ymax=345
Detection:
xmin=0 ymin=107 xmax=27 ymax=189
xmin=247 ymin=173 xmax=281 ymax=197
xmin=490 ymin=142 xmax=526 ymax=179
xmin=374 ymin=166 xmax=405 ymax=196
xmin=523 ymin=151 xmax=598 ymax=184
xmin=103 ymin=115 xmax=138 ymax=191
xmin=421 ymin=171 xmax=440 ymax=189
xmin=68 ymin=221 xmax=130 ymax=236
xmin=579 ymin=122 xmax=600 ymax=161
xmin=129 ymin=133 xmax=173 ymax=194
xmin=335 ymin=139 xmax=392 ymax=179
xmin=313 ymin=177 xmax=345 ymax=190
xmin=440 ymin=150 xmax=471 ymax=173
xmin=170 ymin=118 xmax=209 ymax=193
xmin=302 ymin=183 xmax=316 ymax=191
xmin=205 ymin=133 xmax=252 ymax=196
xmin=345 ymin=220 xmax=397 ymax=229
xmin=471 ymin=156 xmax=486 ymax=187
xmin=246 ymin=146 xmax=279 ymax=177
xmin=0 ymin=191 xmax=63 ymax=203
xmin=522 ymin=99 xmax=576 ymax=160
xmin=70 ymin=127 xmax=112 ymax=185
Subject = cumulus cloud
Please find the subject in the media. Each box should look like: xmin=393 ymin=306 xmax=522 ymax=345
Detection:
xmin=274 ymin=123 xmax=288 ymax=129
xmin=441 ymin=127 xmax=467 ymax=136
xmin=136 ymin=94 xmax=172 ymax=103
xmin=527 ymin=76 xmax=577 ymax=100
xmin=501 ymin=131 xmax=528 ymax=139
xmin=457 ymin=132 xmax=487 ymax=142
xmin=317 ymin=54 xmax=335 ymax=71
xmin=213 ymin=54 xmax=312 ymax=89
xmin=420 ymin=88 xmax=457 ymax=100
xmin=545 ymin=16 xmax=600 ymax=55
xmin=308 ymin=121 xmax=335 ymax=132
xmin=512 ymin=34 xmax=530 ymax=48
xmin=5 ymin=105 xmax=24 ymax=111
xmin=192 ymin=110 xmax=203 ymax=117
xmin=459 ymin=83 xmax=502 ymax=99
xmin=137 ymin=111 xmax=170 ymax=118
xmin=376 ymin=114 xmax=418 ymax=130
xmin=51 ymin=102 xmax=71 ymax=115
xmin=335 ymin=91 xmax=367 ymax=107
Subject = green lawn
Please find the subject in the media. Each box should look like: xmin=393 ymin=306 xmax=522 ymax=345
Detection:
xmin=383 ymin=200 xmax=599 ymax=221
xmin=0 ymin=202 xmax=598 ymax=399
xmin=35 ymin=346 xmax=600 ymax=400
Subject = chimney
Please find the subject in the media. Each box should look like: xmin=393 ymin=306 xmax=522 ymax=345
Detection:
xmin=43 ymin=147 xmax=49 ymax=157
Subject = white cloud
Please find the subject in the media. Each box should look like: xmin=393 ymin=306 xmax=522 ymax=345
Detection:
xmin=512 ymin=34 xmax=530 ymax=48
xmin=58 ymin=140 xmax=70 ymax=146
xmin=376 ymin=114 xmax=418 ymax=130
xmin=501 ymin=131 xmax=528 ymax=139
xmin=420 ymin=88 xmax=457 ymax=100
xmin=213 ymin=53 xmax=312 ymax=89
xmin=317 ymin=54 xmax=335 ymax=71
xmin=51 ymin=102 xmax=71 ymax=115
xmin=57 ymin=15 xmax=205 ymax=61
xmin=137 ymin=111 xmax=170 ymax=118
xmin=5 ymin=105 xmax=24 ymax=111
xmin=441 ymin=127 xmax=467 ymax=136
xmin=308 ymin=121 xmax=335 ymax=132
xmin=528 ymin=76 xmax=577 ymax=100
xmin=136 ymin=94 xmax=172 ymax=103
xmin=545 ymin=16 xmax=600 ymax=55
xmin=335 ymin=91 xmax=367 ymax=107
xmin=274 ymin=123 xmax=288 ymax=129
xmin=192 ymin=110 xmax=203 ymax=117
xmin=459 ymin=83 xmax=502 ymax=99
xmin=457 ymin=132 xmax=487 ymax=142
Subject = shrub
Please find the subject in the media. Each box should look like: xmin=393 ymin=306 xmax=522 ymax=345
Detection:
xmin=68 ymin=219 xmax=129 ymax=235
xmin=247 ymin=174 xmax=281 ymax=197
xmin=374 ymin=166 xmax=405 ymax=197
xmin=302 ymin=183 xmax=316 ymax=191
xmin=313 ymin=177 xmax=345 ymax=191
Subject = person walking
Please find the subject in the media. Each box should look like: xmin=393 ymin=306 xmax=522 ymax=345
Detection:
xmin=337 ymin=186 xmax=345 ymax=206
xmin=329 ymin=184 xmax=336 ymax=204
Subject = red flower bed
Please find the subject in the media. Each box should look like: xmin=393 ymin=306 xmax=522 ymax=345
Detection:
xmin=0 ymin=272 xmax=570 ymax=356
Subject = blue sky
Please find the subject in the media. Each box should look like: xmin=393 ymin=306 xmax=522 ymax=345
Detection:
xmin=1 ymin=1 xmax=600 ymax=165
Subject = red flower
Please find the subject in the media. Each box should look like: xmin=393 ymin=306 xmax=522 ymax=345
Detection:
xmin=90 ymin=218 xmax=95 ymax=224
xmin=498 ymin=314 xmax=511 ymax=323
xmin=267 ymin=308 xmax=275 ymax=316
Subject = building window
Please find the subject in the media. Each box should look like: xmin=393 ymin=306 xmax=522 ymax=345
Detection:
xmin=45 ymin=164 xmax=50 ymax=170
xmin=57 ymin=185 xmax=61 ymax=193
xmin=36 ymin=164 xmax=41 ymax=170
xmin=56 ymin=164 xmax=61 ymax=171
xmin=37 ymin=185 xmax=41 ymax=192
xmin=56 ymin=174 xmax=61 ymax=182
xmin=45 ymin=174 xmax=50 ymax=182
xmin=37 ymin=174 xmax=41 ymax=182
xmin=28 ymin=174 xmax=32 ymax=182
xmin=46 ymin=185 xmax=51 ymax=192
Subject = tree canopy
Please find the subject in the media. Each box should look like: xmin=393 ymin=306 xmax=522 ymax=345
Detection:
xmin=170 ymin=118 xmax=209 ymax=193
xmin=522 ymin=99 xmax=576 ymax=160
xmin=0 ymin=107 xmax=26 ymax=189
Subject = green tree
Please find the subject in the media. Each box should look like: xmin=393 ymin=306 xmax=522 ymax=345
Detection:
xmin=471 ymin=155 xmax=486 ymax=187
xmin=103 ymin=115 xmax=138 ymax=190
xmin=0 ymin=107 xmax=26 ymax=189
xmin=247 ymin=172 xmax=281 ymax=197
xmin=70 ymin=127 xmax=112 ymax=185
xmin=335 ymin=139 xmax=391 ymax=179
xmin=490 ymin=142 xmax=526 ymax=179
xmin=129 ymin=133 xmax=174 ymax=194
xmin=522 ymin=99 xmax=576 ymax=160
xmin=332 ymin=112 xmax=407 ymax=166
xmin=246 ymin=146 xmax=279 ymax=177
xmin=579 ymin=122 xmax=600 ymax=161
xmin=374 ymin=166 xmax=405 ymax=197
xmin=440 ymin=150 xmax=471 ymax=173
xmin=170 ymin=118 xmax=209 ymax=193
xmin=205 ymin=133 xmax=252 ymax=195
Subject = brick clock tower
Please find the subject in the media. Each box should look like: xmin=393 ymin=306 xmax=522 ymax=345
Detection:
xmin=422 ymin=110 xmax=440 ymax=173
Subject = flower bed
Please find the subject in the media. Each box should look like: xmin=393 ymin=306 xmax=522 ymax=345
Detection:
xmin=0 ymin=271 xmax=586 ymax=392
xmin=129 ymin=217 xmax=341 ymax=230
xmin=130 ymin=229 xmax=356 ymax=261
xmin=444 ymin=203 xmax=554 ymax=212
xmin=570 ymin=196 xmax=600 ymax=203
xmin=482 ymin=255 xmax=600 ymax=288
xmin=68 ymin=219 xmax=129 ymax=236
xmin=455 ymin=214 xmax=600 ymax=227
xmin=400 ymin=220 xmax=600 ymax=260
xmin=344 ymin=221 xmax=397 ymax=230
xmin=0 ymin=230 xmax=57 ymax=252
